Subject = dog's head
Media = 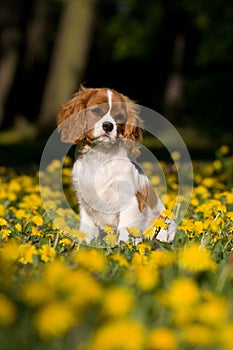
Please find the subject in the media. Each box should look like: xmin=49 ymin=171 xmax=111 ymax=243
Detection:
xmin=57 ymin=86 xmax=143 ymax=156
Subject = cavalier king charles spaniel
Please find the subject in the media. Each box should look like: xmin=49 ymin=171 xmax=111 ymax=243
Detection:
xmin=57 ymin=86 xmax=176 ymax=244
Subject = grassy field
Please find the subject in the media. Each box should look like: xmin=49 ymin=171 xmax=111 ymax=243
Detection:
xmin=0 ymin=145 xmax=233 ymax=349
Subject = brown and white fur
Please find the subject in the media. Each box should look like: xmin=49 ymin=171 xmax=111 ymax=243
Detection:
xmin=57 ymin=86 xmax=176 ymax=243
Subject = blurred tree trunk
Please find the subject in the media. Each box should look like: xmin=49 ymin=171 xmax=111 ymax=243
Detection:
xmin=38 ymin=0 xmax=96 ymax=130
xmin=0 ymin=31 xmax=19 ymax=127
xmin=163 ymin=35 xmax=185 ymax=123
xmin=0 ymin=3 xmax=21 ymax=127
xmin=24 ymin=0 xmax=50 ymax=70
xmin=0 ymin=0 xmax=51 ymax=129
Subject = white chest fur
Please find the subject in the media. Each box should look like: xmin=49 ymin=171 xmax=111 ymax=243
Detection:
xmin=71 ymin=141 xmax=149 ymax=231
xmin=71 ymin=141 xmax=177 ymax=243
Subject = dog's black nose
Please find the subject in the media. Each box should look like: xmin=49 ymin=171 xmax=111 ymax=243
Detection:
xmin=102 ymin=122 xmax=114 ymax=132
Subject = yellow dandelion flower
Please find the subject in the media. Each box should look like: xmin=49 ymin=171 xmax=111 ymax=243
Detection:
xmin=179 ymin=219 xmax=195 ymax=237
xmin=161 ymin=209 xmax=173 ymax=219
xmin=89 ymin=319 xmax=145 ymax=350
xmin=132 ymin=252 xmax=148 ymax=266
xmin=39 ymin=244 xmax=56 ymax=262
xmin=151 ymin=217 xmax=167 ymax=230
xmin=194 ymin=174 xmax=202 ymax=184
xmin=42 ymin=260 xmax=68 ymax=289
xmin=55 ymin=208 xmax=66 ymax=217
xmin=159 ymin=278 xmax=200 ymax=310
xmin=102 ymin=287 xmax=134 ymax=317
xmin=0 ymin=218 xmax=7 ymax=226
xmin=103 ymin=225 xmax=115 ymax=235
xmin=61 ymin=270 xmax=102 ymax=307
xmin=202 ymin=163 xmax=215 ymax=176
xmin=136 ymin=242 xmax=151 ymax=255
xmin=0 ymin=241 xmax=20 ymax=263
xmin=135 ymin=265 xmax=159 ymax=291
xmin=151 ymin=175 xmax=161 ymax=186
xmin=227 ymin=211 xmax=233 ymax=220
xmin=143 ymin=226 xmax=155 ymax=239
xmin=196 ymin=294 xmax=227 ymax=326
xmin=21 ymin=281 xmax=54 ymax=306
xmin=53 ymin=217 xmax=66 ymax=230
xmin=8 ymin=193 xmax=17 ymax=201
xmin=104 ymin=232 xmax=118 ymax=247
xmin=9 ymin=180 xmax=21 ymax=192
xmin=228 ymin=224 xmax=233 ymax=233
xmin=15 ymin=223 xmax=22 ymax=231
xmin=32 ymin=215 xmax=43 ymax=226
xmin=220 ymin=323 xmax=233 ymax=350
xmin=150 ymin=249 xmax=176 ymax=267
xmin=110 ymin=254 xmax=129 ymax=268
xmin=213 ymin=159 xmax=222 ymax=171
xmin=0 ymin=294 xmax=17 ymax=327
xmin=191 ymin=197 xmax=199 ymax=206
xmin=215 ymin=203 xmax=227 ymax=213
xmin=59 ymin=237 xmax=72 ymax=246
xmin=225 ymin=192 xmax=233 ymax=204
xmin=62 ymin=167 xmax=72 ymax=177
xmin=193 ymin=221 xmax=204 ymax=235
xmin=46 ymin=232 xmax=57 ymax=239
xmin=0 ymin=228 xmax=11 ymax=239
xmin=178 ymin=244 xmax=217 ymax=272
xmin=171 ymin=151 xmax=181 ymax=161
xmin=0 ymin=190 xmax=7 ymax=201
xmin=194 ymin=185 xmax=210 ymax=198
xmin=125 ymin=242 xmax=134 ymax=251
xmin=34 ymin=302 xmax=76 ymax=339
xmin=219 ymin=145 xmax=230 ymax=155
xmin=20 ymin=194 xmax=42 ymax=210
xmin=210 ymin=217 xmax=224 ymax=234
xmin=63 ymin=155 xmax=73 ymax=166
xmin=15 ymin=209 xmax=29 ymax=220
xmin=44 ymin=200 xmax=57 ymax=211
xmin=61 ymin=225 xmax=72 ymax=235
xmin=127 ymin=226 xmax=142 ymax=238
xmin=31 ymin=226 xmax=42 ymax=237
xmin=46 ymin=159 xmax=62 ymax=173
xmin=19 ymin=244 xmax=37 ymax=264
xmin=183 ymin=324 xmax=214 ymax=347
xmin=142 ymin=161 xmax=153 ymax=171
xmin=202 ymin=177 xmax=216 ymax=188
xmin=149 ymin=327 xmax=177 ymax=350
xmin=69 ymin=228 xmax=87 ymax=242
xmin=72 ymin=249 xmax=106 ymax=273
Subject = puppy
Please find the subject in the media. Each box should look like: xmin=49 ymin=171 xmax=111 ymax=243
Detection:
xmin=57 ymin=86 xmax=176 ymax=243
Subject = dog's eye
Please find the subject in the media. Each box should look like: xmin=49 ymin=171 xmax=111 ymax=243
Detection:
xmin=115 ymin=114 xmax=126 ymax=123
xmin=91 ymin=107 xmax=102 ymax=116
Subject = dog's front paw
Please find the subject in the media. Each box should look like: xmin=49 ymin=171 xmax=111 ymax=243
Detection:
xmin=156 ymin=220 xmax=177 ymax=243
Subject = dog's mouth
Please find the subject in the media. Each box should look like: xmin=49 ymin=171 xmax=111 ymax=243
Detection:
xmin=92 ymin=132 xmax=116 ymax=142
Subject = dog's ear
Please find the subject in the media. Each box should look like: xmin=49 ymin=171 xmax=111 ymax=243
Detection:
xmin=57 ymin=86 xmax=90 ymax=144
xmin=121 ymin=94 xmax=143 ymax=157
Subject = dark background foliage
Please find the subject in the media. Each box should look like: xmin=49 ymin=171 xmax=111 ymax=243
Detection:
xmin=0 ymin=0 xmax=232 ymax=164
